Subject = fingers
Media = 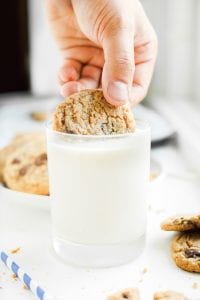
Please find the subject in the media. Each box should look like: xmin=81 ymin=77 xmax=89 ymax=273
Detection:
xmin=58 ymin=59 xmax=81 ymax=85
xmin=131 ymin=37 xmax=158 ymax=106
xmin=101 ymin=23 xmax=134 ymax=106
xmin=60 ymin=62 xmax=102 ymax=97
xmin=130 ymin=61 xmax=154 ymax=106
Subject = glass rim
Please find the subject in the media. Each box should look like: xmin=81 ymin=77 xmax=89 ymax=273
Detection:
xmin=45 ymin=118 xmax=150 ymax=140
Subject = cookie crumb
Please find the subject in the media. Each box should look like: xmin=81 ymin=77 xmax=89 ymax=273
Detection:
xmin=10 ymin=247 xmax=21 ymax=254
xmin=150 ymin=171 xmax=159 ymax=181
xmin=192 ymin=282 xmax=199 ymax=289
xmin=30 ymin=111 xmax=49 ymax=122
xmin=142 ymin=267 xmax=148 ymax=274
xmin=23 ymin=284 xmax=29 ymax=290
xmin=12 ymin=274 xmax=17 ymax=280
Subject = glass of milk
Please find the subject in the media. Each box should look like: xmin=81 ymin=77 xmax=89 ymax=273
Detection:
xmin=46 ymin=120 xmax=150 ymax=267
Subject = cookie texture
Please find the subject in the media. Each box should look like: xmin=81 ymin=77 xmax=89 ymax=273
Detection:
xmin=0 ymin=132 xmax=45 ymax=183
xmin=3 ymin=134 xmax=49 ymax=195
xmin=107 ymin=288 xmax=140 ymax=300
xmin=154 ymin=291 xmax=185 ymax=300
xmin=172 ymin=233 xmax=200 ymax=273
xmin=161 ymin=214 xmax=200 ymax=232
xmin=53 ymin=89 xmax=135 ymax=135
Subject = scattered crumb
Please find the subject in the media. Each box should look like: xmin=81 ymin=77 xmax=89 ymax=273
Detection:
xmin=150 ymin=171 xmax=159 ymax=181
xmin=138 ymin=278 xmax=143 ymax=283
xmin=192 ymin=282 xmax=199 ymax=289
xmin=23 ymin=285 xmax=29 ymax=290
xmin=30 ymin=111 xmax=49 ymax=122
xmin=142 ymin=268 xmax=148 ymax=274
xmin=12 ymin=274 xmax=17 ymax=280
xmin=10 ymin=247 xmax=21 ymax=254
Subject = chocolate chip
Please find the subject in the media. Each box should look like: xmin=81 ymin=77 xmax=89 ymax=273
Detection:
xmin=19 ymin=165 xmax=29 ymax=176
xmin=35 ymin=153 xmax=47 ymax=166
xmin=185 ymin=248 xmax=200 ymax=258
xmin=11 ymin=158 xmax=21 ymax=164
xmin=67 ymin=130 xmax=75 ymax=134
xmin=122 ymin=292 xmax=129 ymax=299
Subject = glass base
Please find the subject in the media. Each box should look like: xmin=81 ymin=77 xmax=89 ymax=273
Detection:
xmin=53 ymin=235 xmax=145 ymax=268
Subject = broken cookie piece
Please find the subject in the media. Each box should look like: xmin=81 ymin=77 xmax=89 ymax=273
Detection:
xmin=107 ymin=288 xmax=140 ymax=300
xmin=154 ymin=291 xmax=185 ymax=300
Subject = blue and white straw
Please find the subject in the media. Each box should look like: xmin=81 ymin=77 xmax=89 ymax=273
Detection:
xmin=0 ymin=251 xmax=57 ymax=300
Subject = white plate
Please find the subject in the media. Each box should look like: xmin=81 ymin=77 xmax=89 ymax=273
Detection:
xmin=0 ymin=183 xmax=50 ymax=211
xmin=134 ymin=105 xmax=175 ymax=143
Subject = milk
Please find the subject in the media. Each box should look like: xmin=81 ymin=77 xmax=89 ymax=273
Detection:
xmin=47 ymin=123 xmax=150 ymax=267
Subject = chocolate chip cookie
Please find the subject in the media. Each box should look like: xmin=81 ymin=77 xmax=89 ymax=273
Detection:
xmin=53 ymin=89 xmax=135 ymax=135
xmin=0 ymin=132 xmax=45 ymax=183
xmin=161 ymin=214 xmax=200 ymax=232
xmin=107 ymin=288 xmax=140 ymax=300
xmin=3 ymin=134 xmax=49 ymax=195
xmin=154 ymin=291 xmax=185 ymax=300
xmin=172 ymin=233 xmax=200 ymax=273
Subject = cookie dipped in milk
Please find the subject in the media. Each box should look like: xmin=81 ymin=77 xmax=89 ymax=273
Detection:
xmin=46 ymin=89 xmax=150 ymax=267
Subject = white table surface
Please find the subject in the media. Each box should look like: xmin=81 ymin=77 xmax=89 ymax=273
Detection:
xmin=0 ymin=144 xmax=200 ymax=300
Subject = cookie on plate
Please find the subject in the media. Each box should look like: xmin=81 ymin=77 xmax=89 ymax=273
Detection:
xmin=172 ymin=233 xmax=200 ymax=273
xmin=161 ymin=214 xmax=200 ymax=232
xmin=3 ymin=134 xmax=49 ymax=195
xmin=154 ymin=291 xmax=185 ymax=300
xmin=0 ymin=132 xmax=45 ymax=183
xmin=107 ymin=288 xmax=140 ymax=300
xmin=53 ymin=89 xmax=135 ymax=135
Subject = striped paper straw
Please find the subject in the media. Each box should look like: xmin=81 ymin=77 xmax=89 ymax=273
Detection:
xmin=0 ymin=251 xmax=57 ymax=300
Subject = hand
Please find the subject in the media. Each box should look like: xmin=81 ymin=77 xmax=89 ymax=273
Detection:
xmin=46 ymin=0 xmax=157 ymax=106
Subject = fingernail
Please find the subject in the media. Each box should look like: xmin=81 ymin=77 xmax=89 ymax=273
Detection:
xmin=108 ymin=81 xmax=129 ymax=102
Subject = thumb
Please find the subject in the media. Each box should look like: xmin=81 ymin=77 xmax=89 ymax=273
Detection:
xmin=102 ymin=24 xmax=134 ymax=106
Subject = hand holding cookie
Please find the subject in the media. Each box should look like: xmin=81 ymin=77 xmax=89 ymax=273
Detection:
xmin=46 ymin=0 xmax=157 ymax=106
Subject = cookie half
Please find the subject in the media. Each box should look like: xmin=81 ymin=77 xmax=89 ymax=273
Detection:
xmin=107 ymin=288 xmax=140 ymax=300
xmin=154 ymin=291 xmax=185 ymax=300
xmin=161 ymin=214 xmax=200 ymax=232
xmin=3 ymin=135 xmax=49 ymax=195
xmin=53 ymin=89 xmax=135 ymax=135
xmin=172 ymin=233 xmax=200 ymax=273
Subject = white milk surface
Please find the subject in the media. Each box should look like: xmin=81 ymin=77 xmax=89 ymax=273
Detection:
xmin=47 ymin=129 xmax=150 ymax=246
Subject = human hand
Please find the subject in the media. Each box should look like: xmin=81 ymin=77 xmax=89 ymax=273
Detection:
xmin=46 ymin=0 xmax=157 ymax=106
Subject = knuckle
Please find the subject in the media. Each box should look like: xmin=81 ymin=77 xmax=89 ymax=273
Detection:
xmin=115 ymin=55 xmax=134 ymax=72
xmin=106 ymin=15 xmax=132 ymax=38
